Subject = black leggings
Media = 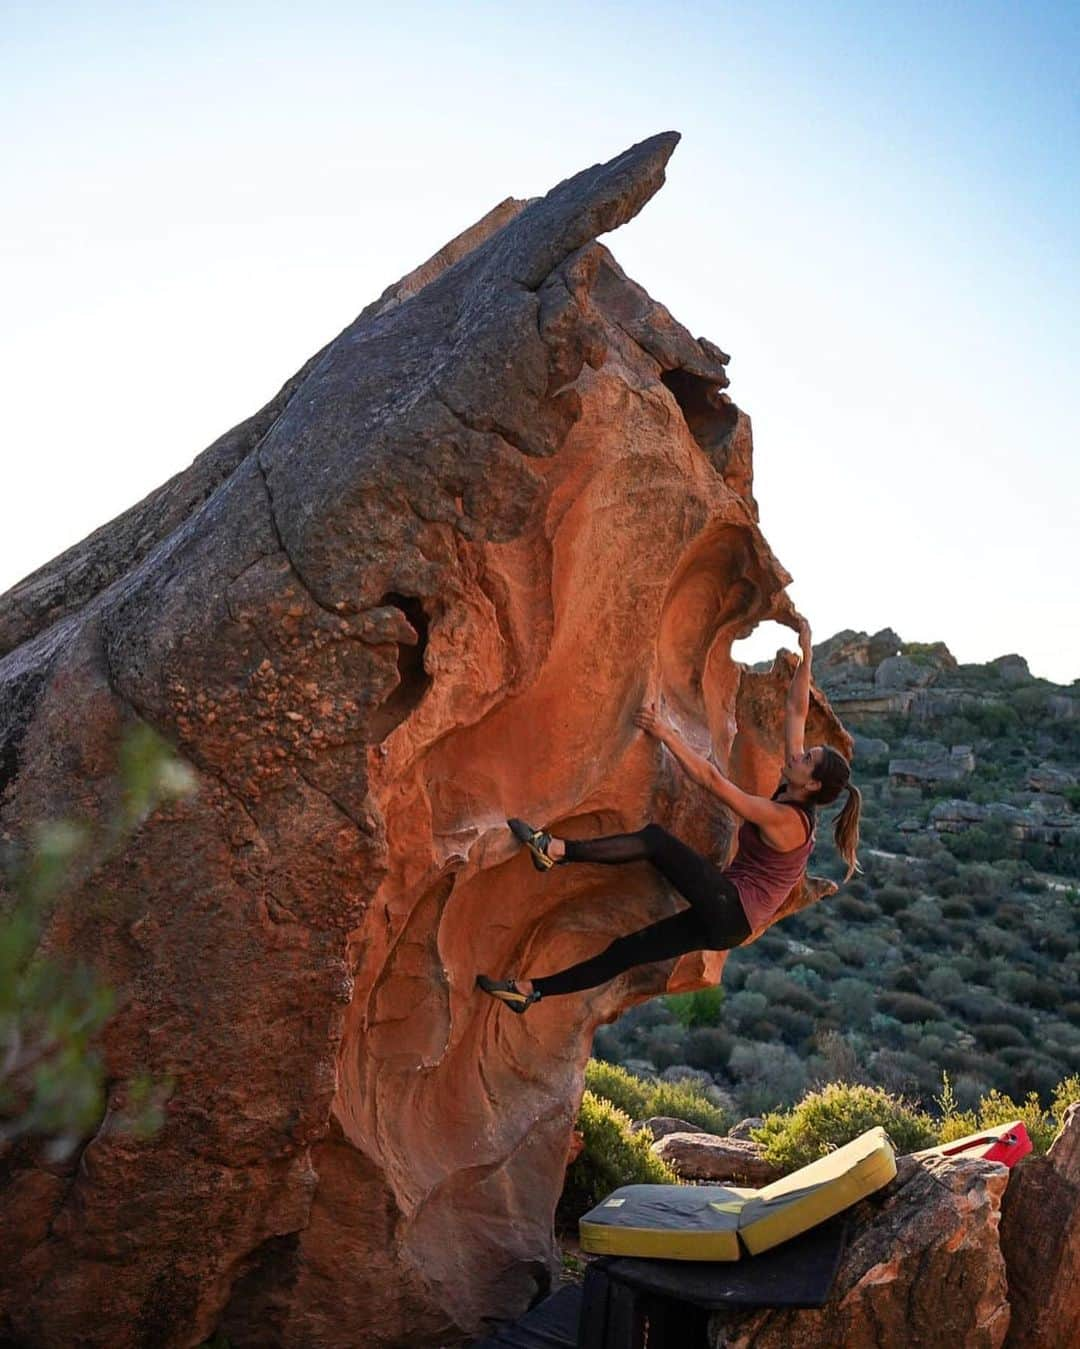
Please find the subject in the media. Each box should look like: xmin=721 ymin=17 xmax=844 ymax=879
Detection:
xmin=529 ymin=823 xmax=751 ymax=999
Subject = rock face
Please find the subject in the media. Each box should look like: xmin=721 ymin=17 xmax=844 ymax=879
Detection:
xmin=999 ymin=1103 xmax=1080 ymax=1349
xmin=708 ymin=1154 xmax=1011 ymax=1348
xmin=0 ymin=135 xmax=851 ymax=1348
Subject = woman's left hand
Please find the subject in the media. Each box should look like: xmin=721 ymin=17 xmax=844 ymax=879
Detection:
xmin=632 ymin=702 xmax=667 ymax=741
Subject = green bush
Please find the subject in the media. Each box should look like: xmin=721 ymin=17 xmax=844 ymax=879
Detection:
xmin=583 ymin=1060 xmax=651 ymax=1119
xmin=557 ymin=1091 xmax=680 ymax=1227
xmin=752 ymin=1082 xmax=937 ymax=1171
xmin=584 ymin=1059 xmax=729 ymax=1133
xmin=645 ymin=1079 xmax=730 ymax=1133
xmin=663 ymin=985 xmax=725 ymax=1028
xmin=745 ymin=968 xmax=822 ymax=1015
xmin=1 ymin=724 xmax=196 ymax=1160
xmin=935 ymin=1072 xmax=1080 ymax=1154
xmin=769 ymin=1005 xmax=816 ymax=1047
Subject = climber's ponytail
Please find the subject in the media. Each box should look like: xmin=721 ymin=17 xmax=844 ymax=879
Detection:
xmin=833 ymin=783 xmax=863 ymax=884
xmin=811 ymin=746 xmax=862 ymax=884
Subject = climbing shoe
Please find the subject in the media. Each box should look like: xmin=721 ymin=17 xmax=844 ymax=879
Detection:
xmin=508 ymin=817 xmax=563 ymax=871
xmin=476 ymin=974 xmax=542 ymax=1013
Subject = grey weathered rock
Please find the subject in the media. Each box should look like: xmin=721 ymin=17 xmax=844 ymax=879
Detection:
xmin=851 ymin=733 xmax=889 ymax=760
xmin=630 ymin=1115 xmax=702 ymax=1141
xmin=875 ymin=654 xmax=937 ymax=690
xmin=1027 ymin=765 xmax=1076 ymax=794
xmin=930 ymin=798 xmax=1078 ymax=845
xmin=726 ymin=1116 xmax=764 ymax=1141
xmin=889 ymin=742 xmax=975 ymax=786
xmin=992 ymin=654 xmax=1032 ymax=685
xmin=814 ymin=628 xmax=902 ymax=670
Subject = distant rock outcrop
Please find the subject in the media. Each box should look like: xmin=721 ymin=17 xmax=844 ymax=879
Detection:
xmin=0 ymin=135 xmax=851 ymax=1348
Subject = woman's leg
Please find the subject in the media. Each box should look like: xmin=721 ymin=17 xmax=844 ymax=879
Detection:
xmin=530 ymin=908 xmax=711 ymax=998
xmin=534 ymin=824 xmax=750 ymax=992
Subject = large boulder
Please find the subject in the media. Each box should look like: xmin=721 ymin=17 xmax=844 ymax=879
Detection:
xmin=0 ymin=135 xmax=851 ymax=1348
xmin=999 ymin=1102 xmax=1080 ymax=1349
xmin=875 ymin=654 xmax=938 ymax=690
xmin=708 ymin=1154 xmax=1011 ymax=1348
xmin=651 ymin=1131 xmax=783 ymax=1185
xmin=992 ymin=654 xmax=1032 ymax=686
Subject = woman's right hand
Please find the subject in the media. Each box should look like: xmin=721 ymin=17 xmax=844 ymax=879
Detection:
xmin=796 ymin=616 xmax=812 ymax=661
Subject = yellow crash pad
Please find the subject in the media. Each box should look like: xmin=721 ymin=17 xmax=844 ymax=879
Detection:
xmin=578 ymin=1183 xmax=758 ymax=1260
xmin=578 ymin=1127 xmax=896 ymax=1261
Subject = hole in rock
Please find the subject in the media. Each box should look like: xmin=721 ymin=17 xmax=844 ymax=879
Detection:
xmin=730 ymin=620 xmax=800 ymax=671
xmin=369 ymin=592 xmax=432 ymax=739
xmin=661 ymin=368 xmax=739 ymax=465
xmin=0 ymin=733 xmax=19 ymax=799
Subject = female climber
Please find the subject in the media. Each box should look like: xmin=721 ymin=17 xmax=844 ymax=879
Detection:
xmin=476 ymin=618 xmax=862 ymax=1013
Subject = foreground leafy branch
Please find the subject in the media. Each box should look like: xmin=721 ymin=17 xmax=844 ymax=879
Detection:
xmin=0 ymin=723 xmax=198 ymax=1161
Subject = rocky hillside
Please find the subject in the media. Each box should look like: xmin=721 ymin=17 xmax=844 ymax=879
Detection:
xmin=594 ymin=630 xmax=1079 ymax=1120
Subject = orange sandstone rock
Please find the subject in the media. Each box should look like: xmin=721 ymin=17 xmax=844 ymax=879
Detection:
xmin=0 ymin=134 xmax=848 ymax=1348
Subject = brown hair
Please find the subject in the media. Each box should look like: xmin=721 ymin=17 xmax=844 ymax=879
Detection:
xmin=811 ymin=745 xmax=862 ymax=883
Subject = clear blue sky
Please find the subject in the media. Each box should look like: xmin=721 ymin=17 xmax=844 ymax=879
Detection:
xmin=3 ymin=1 xmax=1077 ymax=680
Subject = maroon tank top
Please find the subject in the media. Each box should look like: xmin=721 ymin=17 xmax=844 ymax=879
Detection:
xmin=722 ymin=790 xmax=816 ymax=935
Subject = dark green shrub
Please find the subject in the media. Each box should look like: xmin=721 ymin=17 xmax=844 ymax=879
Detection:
xmin=1013 ymin=1058 xmax=1070 ymax=1104
xmin=728 ymin=1043 xmax=808 ymax=1114
xmin=682 ymin=1027 xmax=735 ymax=1072
xmin=832 ymin=977 xmax=876 ymax=1024
xmin=974 ymin=1023 xmax=1028 ymax=1050
xmin=877 ymin=884 xmax=914 ymax=915
xmin=769 ymin=1005 xmax=816 ymax=1046
xmin=752 ymin=1082 xmax=936 ymax=1170
xmin=890 ymin=965 xmax=923 ymax=994
xmin=869 ymin=1047 xmax=944 ymax=1101
xmin=835 ymin=894 xmax=877 ymax=922
xmin=790 ymin=951 xmax=845 ymax=979
xmin=942 ymin=899 xmax=975 ymax=920
xmin=557 ymin=1091 xmax=680 ymax=1227
xmin=945 ymin=989 xmax=1013 ymax=1025
xmin=878 ymin=992 xmax=946 ymax=1024
xmin=745 ymin=969 xmax=822 ymax=1015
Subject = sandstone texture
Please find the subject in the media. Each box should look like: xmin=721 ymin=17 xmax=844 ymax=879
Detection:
xmin=999 ymin=1102 xmax=1080 ymax=1349
xmin=0 ymin=134 xmax=850 ymax=1347
xmin=708 ymin=1153 xmax=1012 ymax=1349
